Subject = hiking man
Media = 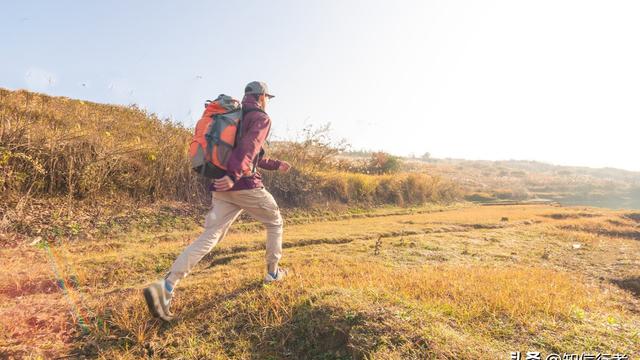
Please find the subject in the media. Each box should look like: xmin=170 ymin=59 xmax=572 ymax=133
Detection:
xmin=144 ymin=81 xmax=290 ymax=321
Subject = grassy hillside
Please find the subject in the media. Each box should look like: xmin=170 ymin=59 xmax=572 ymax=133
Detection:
xmin=0 ymin=88 xmax=201 ymax=201
xmin=0 ymin=89 xmax=459 ymax=246
xmin=2 ymin=204 xmax=639 ymax=358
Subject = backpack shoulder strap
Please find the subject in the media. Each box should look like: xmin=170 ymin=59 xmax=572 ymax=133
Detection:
xmin=237 ymin=108 xmax=270 ymax=175
xmin=236 ymin=108 xmax=267 ymax=143
xmin=242 ymin=108 xmax=266 ymax=116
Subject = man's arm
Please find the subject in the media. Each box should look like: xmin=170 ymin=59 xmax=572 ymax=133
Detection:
xmin=258 ymin=157 xmax=282 ymax=170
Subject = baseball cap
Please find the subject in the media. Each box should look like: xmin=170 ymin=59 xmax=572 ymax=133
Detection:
xmin=244 ymin=81 xmax=275 ymax=98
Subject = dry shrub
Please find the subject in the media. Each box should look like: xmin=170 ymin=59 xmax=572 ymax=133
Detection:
xmin=315 ymin=172 xmax=460 ymax=207
xmin=267 ymin=169 xmax=460 ymax=208
xmin=374 ymin=176 xmax=404 ymax=205
xmin=401 ymin=173 xmax=431 ymax=204
xmin=265 ymin=123 xmax=460 ymax=207
xmin=268 ymin=123 xmax=347 ymax=172
xmin=262 ymin=167 xmax=322 ymax=207
xmin=464 ymin=192 xmax=496 ymax=202
xmin=319 ymin=174 xmax=349 ymax=203
xmin=345 ymin=174 xmax=376 ymax=203
xmin=366 ymin=151 xmax=403 ymax=174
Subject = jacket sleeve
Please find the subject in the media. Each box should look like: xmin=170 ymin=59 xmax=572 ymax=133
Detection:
xmin=225 ymin=114 xmax=271 ymax=181
xmin=258 ymin=157 xmax=282 ymax=171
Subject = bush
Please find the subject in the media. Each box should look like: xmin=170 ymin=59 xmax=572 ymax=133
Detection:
xmin=367 ymin=152 xmax=403 ymax=174
xmin=346 ymin=174 xmax=376 ymax=203
xmin=319 ymin=174 xmax=349 ymax=203
xmin=316 ymin=172 xmax=459 ymax=207
xmin=494 ymin=189 xmax=514 ymax=200
xmin=262 ymin=167 xmax=322 ymax=208
xmin=374 ymin=176 xmax=404 ymax=206
xmin=268 ymin=124 xmax=347 ymax=172
xmin=464 ymin=192 xmax=496 ymax=202
xmin=401 ymin=174 xmax=432 ymax=204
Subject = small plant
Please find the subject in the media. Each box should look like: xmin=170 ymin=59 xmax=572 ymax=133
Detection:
xmin=374 ymin=235 xmax=383 ymax=255
xmin=541 ymin=247 xmax=551 ymax=260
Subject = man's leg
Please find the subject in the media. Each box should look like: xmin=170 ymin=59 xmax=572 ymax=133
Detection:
xmin=144 ymin=196 xmax=242 ymax=320
xmin=165 ymin=196 xmax=243 ymax=289
xmin=216 ymin=188 xmax=283 ymax=275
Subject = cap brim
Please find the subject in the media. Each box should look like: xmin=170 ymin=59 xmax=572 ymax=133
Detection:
xmin=266 ymin=94 xmax=275 ymax=99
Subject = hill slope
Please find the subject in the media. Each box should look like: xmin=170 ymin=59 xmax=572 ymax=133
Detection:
xmin=0 ymin=88 xmax=202 ymax=201
xmin=0 ymin=88 xmax=460 ymax=247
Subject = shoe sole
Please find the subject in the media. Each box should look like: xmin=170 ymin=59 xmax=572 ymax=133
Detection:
xmin=144 ymin=285 xmax=175 ymax=322
xmin=263 ymin=276 xmax=286 ymax=285
xmin=143 ymin=287 xmax=162 ymax=318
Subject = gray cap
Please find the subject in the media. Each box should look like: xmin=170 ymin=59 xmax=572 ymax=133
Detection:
xmin=244 ymin=81 xmax=275 ymax=98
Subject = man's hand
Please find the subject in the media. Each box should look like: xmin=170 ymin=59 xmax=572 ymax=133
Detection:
xmin=214 ymin=176 xmax=234 ymax=191
xmin=278 ymin=161 xmax=292 ymax=173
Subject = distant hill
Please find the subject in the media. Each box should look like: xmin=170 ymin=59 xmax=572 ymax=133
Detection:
xmin=341 ymin=150 xmax=640 ymax=209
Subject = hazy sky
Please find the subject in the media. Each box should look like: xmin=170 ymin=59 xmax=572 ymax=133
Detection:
xmin=2 ymin=1 xmax=639 ymax=171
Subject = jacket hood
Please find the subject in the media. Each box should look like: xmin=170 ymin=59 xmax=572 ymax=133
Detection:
xmin=241 ymin=94 xmax=262 ymax=111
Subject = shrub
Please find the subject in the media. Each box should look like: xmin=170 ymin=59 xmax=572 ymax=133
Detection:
xmin=268 ymin=124 xmax=347 ymax=172
xmin=401 ymin=174 xmax=432 ymax=204
xmin=319 ymin=173 xmax=349 ymax=203
xmin=374 ymin=176 xmax=404 ymax=206
xmin=464 ymin=192 xmax=496 ymax=202
xmin=262 ymin=168 xmax=322 ymax=208
xmin=315 ymin=172 xmax=459 ymax=207
xmin=346 ymin=174 xmax=376 ymax=203
xmin=494 ymin=189 xmax=514 ymax=200
xmin=367 ymin=152 xmax=402 ymax=174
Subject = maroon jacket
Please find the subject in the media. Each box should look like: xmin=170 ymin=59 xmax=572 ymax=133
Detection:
xmin=209 ymin=95 xmax=282 ymax=191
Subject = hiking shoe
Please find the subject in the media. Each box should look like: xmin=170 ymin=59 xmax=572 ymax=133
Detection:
xmin=264 ymin=267 xmax=288 ymax=284
xmin=143 ymin=279 xmax=174 ymax=321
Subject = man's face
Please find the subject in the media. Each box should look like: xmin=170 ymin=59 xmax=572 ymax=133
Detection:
xmin=260 ymin=94 xmax=268 ymax=110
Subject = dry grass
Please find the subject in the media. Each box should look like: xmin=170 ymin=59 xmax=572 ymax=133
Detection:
xmin=0 ymin=88 xmax=202 ymax=201
xmin=2 ymin=204 xmax=639 ymax=359
xmin=1 ymin=88 xmax=461 ymax=244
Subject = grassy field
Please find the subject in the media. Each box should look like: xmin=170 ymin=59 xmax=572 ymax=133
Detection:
xmin=2 ymin=203 xmax=639 ymax=359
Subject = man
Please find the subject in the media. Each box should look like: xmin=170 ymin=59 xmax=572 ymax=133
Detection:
xmin=144 ymin=81 xmax=290 ymax=321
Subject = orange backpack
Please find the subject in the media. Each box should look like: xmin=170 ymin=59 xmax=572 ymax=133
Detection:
xmin=189 ymin=94 xmax=244 ymax=179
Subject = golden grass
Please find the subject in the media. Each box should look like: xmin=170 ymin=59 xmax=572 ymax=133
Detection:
xmin=2 ymin=204 xmax=640 ymax=359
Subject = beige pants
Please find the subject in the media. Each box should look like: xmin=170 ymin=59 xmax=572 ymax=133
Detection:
xmin=166 ymin=187 xmax=283 ymax=287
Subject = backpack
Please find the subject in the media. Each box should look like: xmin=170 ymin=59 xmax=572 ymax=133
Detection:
xmin=189 ymin=94 xmax=243 ymax=179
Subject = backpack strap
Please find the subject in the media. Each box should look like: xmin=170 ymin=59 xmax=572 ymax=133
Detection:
xmin=237 ymin=108 xmax=269 ymax=175
xmin=236 ymin=108 xmax=267 ymax=144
